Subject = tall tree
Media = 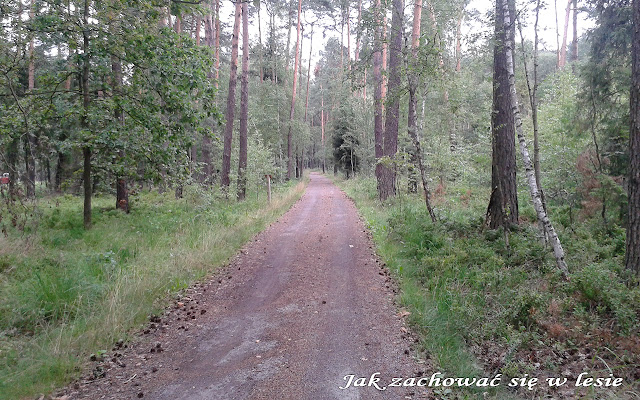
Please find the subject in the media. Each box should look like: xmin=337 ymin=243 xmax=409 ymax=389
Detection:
xmin=570 ymin=0 xmax=578 ymax=61
xmin=559 ymin=0 xmax=572 ymax=68
xmin=285 ymin=0 xmax=294 ymax=73
xmin=25 ymin=0 xmax=36 ymax=199
xmin=321 ymin=83 xmax=326 ymax=173
xmin=487 ymin=0 xmax=519 ymax=230
xmin=215 ymin=0 xmax=221 ymax=82
xmin=82 ymin=0 xmax=92 ymax=229
xmin=304 ymin=22 xmax=314 ymax=122
xmin=502 ymin=0 xmax=569 ymax=276
xmin=373 ymin=0 xmax=384 ymax=186
xmin=237 ymin=0 xmax=249 ymax=200
xmin=378 ymin=0 xmax=403 ymax=201
xmin=517 ymin=0 xmax=543 ymax=203
xmin=287 ymin=0 xmax=302 ymax=180
xmin=113 ymin=54 xmax=128 ymax=212
xmin=202 ymin=8 xmax=215 ymax=184
xmin=407 ymin=0 xmax=437 ymax=221
xmin=221 ymin=0 xmax=242 ymax=188
xmin=627 ymin=0 xmax=640 ymax=273
xmin=258 ymin=2 xmax=264 ymax=82
xmin=455 ymin=7 xmax=464 ymax=72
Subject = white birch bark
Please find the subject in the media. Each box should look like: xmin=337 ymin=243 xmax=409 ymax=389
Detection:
xmin=502 ymin=0 xmax=569 ymax=278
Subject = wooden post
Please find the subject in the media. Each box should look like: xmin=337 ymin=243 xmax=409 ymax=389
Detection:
xmin=266 ymin=174 xmax=272 ymax=203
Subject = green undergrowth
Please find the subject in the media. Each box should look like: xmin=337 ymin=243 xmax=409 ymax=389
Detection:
xmin=337 ymin=176 xmax=640 ymax=400
xmin=0 ymin=179 xmax=306 ymax=399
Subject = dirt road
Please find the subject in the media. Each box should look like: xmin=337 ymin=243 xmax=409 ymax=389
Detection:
xmin=67 ymin=173 xmax=429 ymax=400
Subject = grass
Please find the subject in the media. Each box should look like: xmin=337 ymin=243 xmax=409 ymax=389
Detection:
xmin=0 ymin=179 xmax=306 ymax=400
xmin=336 ymin=175 xmax=640 ymax=400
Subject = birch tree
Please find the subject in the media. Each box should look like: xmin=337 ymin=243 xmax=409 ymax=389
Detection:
xmin=502 ymin=0 xmax=570 ymax=277
xmin=407 ymin=0 xmax=436 ymax=221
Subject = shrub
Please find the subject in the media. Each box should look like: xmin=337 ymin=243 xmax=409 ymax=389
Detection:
xmin=570 ymin=263 xmax=637 ymax=332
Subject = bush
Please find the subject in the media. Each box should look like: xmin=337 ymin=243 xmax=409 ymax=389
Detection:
xmin=570 ymin=263 xmax=638 ymax=332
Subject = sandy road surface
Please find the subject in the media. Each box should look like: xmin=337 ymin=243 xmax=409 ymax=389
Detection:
xmin=67 ymin=173 xmax=430 ymax=400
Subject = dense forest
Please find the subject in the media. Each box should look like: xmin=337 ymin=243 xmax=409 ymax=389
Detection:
xmin=1 ymin=0 xmax=640 ymax=398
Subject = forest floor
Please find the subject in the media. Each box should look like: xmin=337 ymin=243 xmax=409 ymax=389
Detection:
xmin=59 ymin=173 xmax=431 ymax=400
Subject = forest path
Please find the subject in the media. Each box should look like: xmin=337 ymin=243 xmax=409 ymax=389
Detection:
xmin=68 ymin=173 xmax=429 ymax=400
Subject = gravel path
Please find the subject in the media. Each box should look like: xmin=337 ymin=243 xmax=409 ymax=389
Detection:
xmin=65 ymin=173 xmax=430 ymax=400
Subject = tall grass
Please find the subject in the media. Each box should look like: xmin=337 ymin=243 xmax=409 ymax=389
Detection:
xmin=0 ymin=180 xmax=306 ymax=399
xmin=337 ymin=176 xmax=639 ymax=399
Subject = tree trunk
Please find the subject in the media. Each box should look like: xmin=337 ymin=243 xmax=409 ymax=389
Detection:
xmin=285 ymin=0 xmax=294 ymax=73
xmin=24 ymin=0 xmax=36 ymax=198
xmin=626 ymin=0 xmax=640 ymax=274
xmin=221 ymin=1 xmax=242 ymax=188
xmin=175 ymin=16 xmax=182 ymax=34
xmin=408 ymin=0 xmax=437 ymax=221
xmin=356 ymin=0 xmax=365 ymax=98
xmin=517 ymin=1 xmax=544 ymax=202
xmin=502 ymin=0 xmax=569 ymax=277
xmin=340 ymin=11 xmax=344 ymax=71
xmin=381 ymin=14 xmax=388 ymax=101
xmin=202 ymin=134 xmax=212 ymax=184
xmin=363 ymin=67 xmax=367 ymax=100
xmin=559 ymin=0 xmax=571 ymax=69
xmin=215 ymin=0 xmax=221 ymax=83
xmin=487 ymin=0 xmax=519 ymax=230
xmin=299 ymin=23 xmax=304 ymax=98
xmin=113 ymin=55 xmax=129 ymax=212
xmin=379 ymin=0 xmax=403 ymax=201
xmin=455 ymin=9 xmax=464 ymax=72
xmin=116 ymin=179 xmax=129 ymax=213
xmin=54 ymin=150 xmax=64 ymax=192
xmin=201 ymin=10 xmax=214 ymax=184
xmin=82 ymin=0 xmax=92 ymax=229
xmin=570 ymin=0 xmax=578 ymax=62
xmin=258 ymin=4 xmax=263 ymax=82
xmin=271 ymin=11 xmax=276 ymax=83
xmin=237 ymin=1 xmax=249 ymax=200
xmin=202 ymin=11 xmax=214 ymax=184
xmin=321 ymin=85 xmax=326 ymax=173
xmin=355 ymin=0 xmax=362 ymax=62
xmin=373 ymin=0 xmax=384 ymax=186
xmin=346 ymin=2 xmax=351 ymax=70
xmin=195 ymin=16 xmax=201 ymax=46
xmin=304 ymin=23 xmax=314 ymax=122
xmin=555 ymin=0 xmax=561 ymax=69
xmin=287 ymin=0 xmax=302 ymax=180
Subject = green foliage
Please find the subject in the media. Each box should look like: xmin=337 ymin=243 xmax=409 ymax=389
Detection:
xmin=332 ymin=98 xmax=360 ymax=177
xmin=571 ymin=263 xmax=638 ymax=332
xmin=0 ymin=181 xmax=305 ymax=399
xmin=580 ymin=0 xmax=632 ymax=176
xmin=0 ymin=0 xmax=221 ymax=205
xmin=338 ymin=176 xmax=640 ymax=397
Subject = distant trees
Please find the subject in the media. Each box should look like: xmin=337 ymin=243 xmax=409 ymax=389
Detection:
xmin=1 ymin=0 xmax=218 ymax=227
xmin=332 ymin=101 xmax=360 ymax=178
xmin=1 ymin=0 xmax=637 ymax=274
